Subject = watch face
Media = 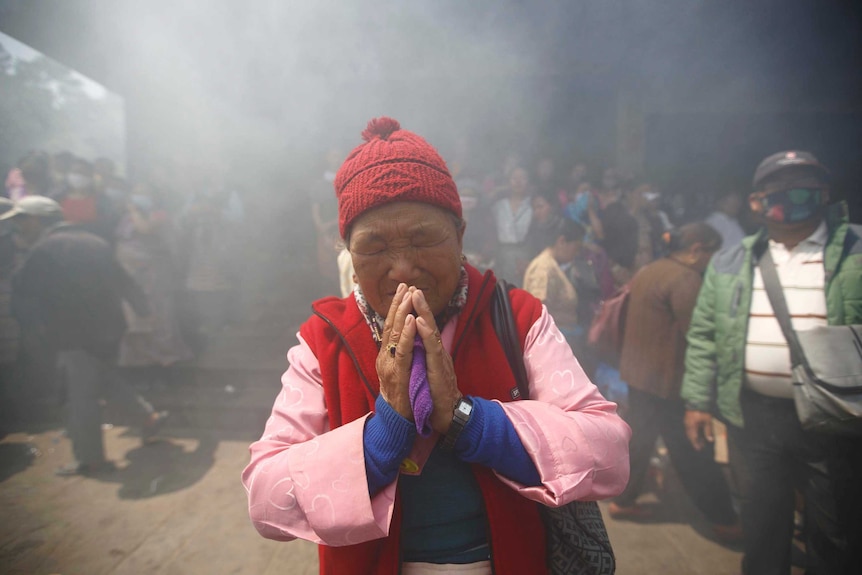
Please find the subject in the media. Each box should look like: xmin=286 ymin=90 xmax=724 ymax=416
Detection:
xmin=457 ymin=401 xmax=473 ymax=417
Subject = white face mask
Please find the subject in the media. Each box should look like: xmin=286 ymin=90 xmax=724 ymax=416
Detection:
xmin=67 ymin=174 xmax=92 ymax=190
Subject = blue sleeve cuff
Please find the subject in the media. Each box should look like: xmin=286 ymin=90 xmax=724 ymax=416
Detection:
xmin=364 ymin=394 xmax=417 ymax=496
xmin=454 ymin=397 xmax=542 ymax=486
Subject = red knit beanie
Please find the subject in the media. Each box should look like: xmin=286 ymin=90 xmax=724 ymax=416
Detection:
xmin=335 ymin=117 xmax=461 ymax=238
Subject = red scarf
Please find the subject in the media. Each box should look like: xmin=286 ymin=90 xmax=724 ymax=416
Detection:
xmin=300 ymin=265 xmax=548 ymax=575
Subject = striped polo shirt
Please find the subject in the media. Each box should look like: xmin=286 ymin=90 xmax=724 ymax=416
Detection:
xmin=744 ymin=222 xmax=828 ymax=398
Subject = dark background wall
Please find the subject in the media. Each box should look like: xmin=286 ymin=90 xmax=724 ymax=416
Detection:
xmin=647 ymin=112 xmax=862 ymax=214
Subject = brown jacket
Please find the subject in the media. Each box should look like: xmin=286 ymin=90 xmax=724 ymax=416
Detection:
xmin=619 ymin=257 xmax=702 ymax=399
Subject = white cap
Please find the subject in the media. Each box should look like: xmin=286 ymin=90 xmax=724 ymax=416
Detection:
xmin=0 ymin=195 xmax=63 ymax=221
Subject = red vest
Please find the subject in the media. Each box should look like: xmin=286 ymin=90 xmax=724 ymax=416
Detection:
xmin=299 ymin=265 xmax=548 ymax=575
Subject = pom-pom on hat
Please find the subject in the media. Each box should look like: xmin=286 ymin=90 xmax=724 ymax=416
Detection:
xmin=335 ymin=117 xmax=461 ymax=238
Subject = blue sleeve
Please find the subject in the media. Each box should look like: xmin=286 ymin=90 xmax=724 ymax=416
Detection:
xmin=455 ymin=397 xmax=542 ymax=486
xmin=363 ymin=394 xmax=417 ymax=496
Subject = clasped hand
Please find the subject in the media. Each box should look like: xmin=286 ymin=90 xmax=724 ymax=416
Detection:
xmin=376 ymin=284 xmax=461 ymax=435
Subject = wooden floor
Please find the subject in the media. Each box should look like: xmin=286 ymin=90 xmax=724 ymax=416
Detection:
xmin=0 ymin=425 xmax=741 ymax=575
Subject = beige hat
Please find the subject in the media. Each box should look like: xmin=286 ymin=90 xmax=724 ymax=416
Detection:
xmin=0 ymin=195 xmax=63 ymax=221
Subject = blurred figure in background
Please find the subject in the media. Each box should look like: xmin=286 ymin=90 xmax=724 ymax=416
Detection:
xmin=4 ymin=166 xmax=26 ymax=201
xmin=53 ymin=157 xmax=121 ymax=243
xmin=491 ymin=166 xmax=532 ymax=286
xmin=93 ymin=156 xmax=129 ymax=207
xmin=5 ymin=151 xmax=53 ymax=201
xmin=705 ymin=189 xmax=747 ymax=249
xmin=610 ymin=223 xmax=740 ymax=541
xmin=523 ymin=218 xmax=585 ymax=338
xmin=589 ymin=168 xmax=639 ymax=286
xmin=559 ymin=174 xmax=618 ymax=344
xmin=4 ymin=154 xmax=63 ymax=412
xmin=483 ymin=150 xmax=522 ymax=201
xmin=524 ymin=190 xmax=564 ymax=260
xmin=533 ymin=156 xmax=562 ymax=200
xmin=49 ymin=151 xmax=74 ymax=194
xmin=627 ymin=182 xmax=671 ymax=271
xmin=457 ymin=163 xmax=496 ymax=271
xmin=178 ymin=170 xmax=244 ymax=351
xmin=645 ymin=186 xmax=674 ymax=233
xmin=561 ymin=160 xmax=589 ymax=209
xmin=4 ymin=196 xmax=166 ymax=475
xmin=565 ymin=243 xmax=616 ymax=381
xmin=564 ymin=181 xmax=595 ymax=236
xmin=115 ymin=182 xmax=192 ymax=384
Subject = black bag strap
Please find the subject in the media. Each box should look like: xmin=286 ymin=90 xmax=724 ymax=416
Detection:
xmin=758 ymin=248 xmax=807 ymax=368
xmin=491 ymin=279 xmax=531 ymax=400
xmin=490 ymin=279 xmax=617 ymax=569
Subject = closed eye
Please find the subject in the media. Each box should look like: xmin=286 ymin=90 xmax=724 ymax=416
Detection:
xmin=352 ymin=246 xmax=386 ymax=256
xmin=411 ymin=229 xmax=450 ymax=248
xmin=350 ymin=237 xmax=387 ymax=256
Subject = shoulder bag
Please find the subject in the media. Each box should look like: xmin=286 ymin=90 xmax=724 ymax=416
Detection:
xmin=491 ymin=279 xmax=616 ymax=574
xmin=587 ymin=282 xmax=631 ymax=365
xmin=758 ymin=248 xmax=862 ymax=436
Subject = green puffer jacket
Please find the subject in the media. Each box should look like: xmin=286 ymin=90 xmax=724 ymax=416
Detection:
xmin=680 ymin=202 xmax=862 ymax=428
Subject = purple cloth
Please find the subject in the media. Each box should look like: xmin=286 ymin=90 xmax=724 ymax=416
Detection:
xmin=409 ymin=334 xmax=434 ymax=436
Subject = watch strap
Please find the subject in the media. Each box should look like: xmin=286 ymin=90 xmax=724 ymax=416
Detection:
xmin=441 ymin=397 xmax=473 ymax=450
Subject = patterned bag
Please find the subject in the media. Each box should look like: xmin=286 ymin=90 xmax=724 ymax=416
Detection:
xmin=491 ymin=280 xmax=616 ymax=575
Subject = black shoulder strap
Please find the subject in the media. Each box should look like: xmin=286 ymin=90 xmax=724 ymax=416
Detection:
xmin=490 ymin=279 xmax=531 ymax=401
xmin=758 ymin=248 xmax=806 ymax=367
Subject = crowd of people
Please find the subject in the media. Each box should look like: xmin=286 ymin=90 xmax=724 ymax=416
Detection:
xmin=2 ymin=121 xmax=859 ymax=574
xmin=319 ymin=146 xmax=753 ymax=401
xmin=290 ymin=120 xmax=860 ymax=575
xmin=0 ymin=149 xmax=244 ymax=472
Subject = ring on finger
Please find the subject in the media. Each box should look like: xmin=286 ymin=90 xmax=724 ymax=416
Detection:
xmin=387 ymin=343 xmax=397 ymax=358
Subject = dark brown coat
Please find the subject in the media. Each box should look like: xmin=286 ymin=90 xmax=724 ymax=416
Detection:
xmin=619 ymin=257 xmax=703 ymax=399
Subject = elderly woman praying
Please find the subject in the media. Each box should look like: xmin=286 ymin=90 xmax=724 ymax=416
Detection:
xmin=242 ymin=118 xmax=630 ymax=575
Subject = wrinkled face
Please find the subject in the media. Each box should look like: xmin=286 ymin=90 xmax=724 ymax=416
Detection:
xmin=348 ymin=202 xmax=465 ymax=318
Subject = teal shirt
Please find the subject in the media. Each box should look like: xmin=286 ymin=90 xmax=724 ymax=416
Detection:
xmin=399 ymin=446 xmax=490 ymax=564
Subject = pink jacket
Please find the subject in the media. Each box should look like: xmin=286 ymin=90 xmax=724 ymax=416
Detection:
xmin=242 ymin=306 xmax=630 ymax=546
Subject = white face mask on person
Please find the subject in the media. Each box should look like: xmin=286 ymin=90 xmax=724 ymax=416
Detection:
xmin=66 ymin=174 xmax=92 ymax=190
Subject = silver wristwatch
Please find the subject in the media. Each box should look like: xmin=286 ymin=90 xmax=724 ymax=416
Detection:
xmin=441 ymin=396 xmax=473 ymax=450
